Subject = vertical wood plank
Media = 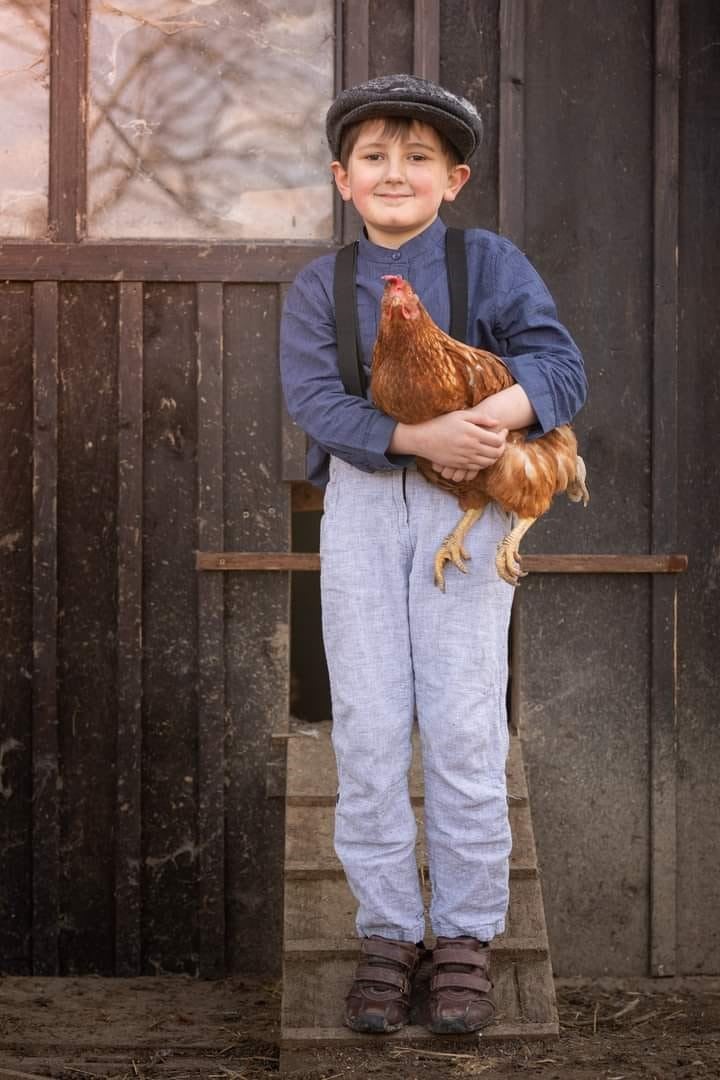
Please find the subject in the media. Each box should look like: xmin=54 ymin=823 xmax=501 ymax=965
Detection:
xmin=650 ymin=0 xmax=679 ymax=978
xmin=0 ymin=285 xmax=34 ymax=973
xmin=280 ymin=283 xmax=308 ymax=482
xmin=196 ymin=282 xmax=226 ymax=977
xmin=498 ymin=0 xmax=525 ymax=246
xmin=142 ymin=283 xmax=199 ymax=973
xmin=499 ymin=0 xmax=526 ymax=739
xmin=116 ymin=282 xmax=144 ymax=975
xmin=342 ymin=0 xmax=370 ymax=242
xmin=32 ymin=281 xmax=60 ymax=975
xmin=49 ymin=0 xmax=87 ymax=241
xmin=413 ymin=0 xmax=440 ymax=81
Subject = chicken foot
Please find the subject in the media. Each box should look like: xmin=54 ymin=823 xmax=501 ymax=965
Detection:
xmin=433 ymin=507 xmax=486 ymax=591
xmin=495 ymin=516 xmax=537 ymax=586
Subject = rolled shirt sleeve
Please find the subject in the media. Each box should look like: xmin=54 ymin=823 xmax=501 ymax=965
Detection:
xmin=280 ymin=260 xmax=412 ymax=480
xmin=490 ymin=240 xmax=588 ymax=437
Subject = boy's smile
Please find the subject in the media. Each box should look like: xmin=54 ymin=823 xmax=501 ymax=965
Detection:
xmin=331 ymin=120 xmax=470 ymax=249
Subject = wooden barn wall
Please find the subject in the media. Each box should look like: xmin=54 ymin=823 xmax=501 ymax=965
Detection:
xmin=517 ymin=0 xmax=655 ymax=976
xmin=0 ymin=0 xmax=717 ymax=981
xmin=0 ymin=280 xmax=291 ymax=976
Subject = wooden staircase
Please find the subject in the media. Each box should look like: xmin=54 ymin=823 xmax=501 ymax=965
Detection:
xmin=279 ymin=722 xmax=558 ymax=1064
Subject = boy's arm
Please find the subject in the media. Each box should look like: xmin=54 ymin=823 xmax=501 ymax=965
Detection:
xmin=481 ymin=240 xmax=588 ymax=437
xmin=280 ymin=262 xmax=413 ymax=474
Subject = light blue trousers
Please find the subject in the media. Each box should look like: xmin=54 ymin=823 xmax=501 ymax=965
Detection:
xmin=320 ymin=457 xmax=515 ymax=943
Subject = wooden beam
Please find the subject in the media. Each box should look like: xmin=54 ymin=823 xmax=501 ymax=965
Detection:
xmin=0 ymin=242 xmax=337 ymax=283
xmin=341 ymin=0 xmax=369 ymax=242
xmin=650 ymin=0 xmax=680 ymax=978
xmin=115 ymin=282 xmax=144 ymax=975
xmin=196 ymin=282 xmax=226 ymax=978
xmin=498 ymin=0 xmax=525 ymax=247
xmin=196 ymin=551 xmax=688 ymax=574
xmin=31 ymin=281 xmax=60 ymax=974
xmin=49 ymin=0 xmax=87 ymax=240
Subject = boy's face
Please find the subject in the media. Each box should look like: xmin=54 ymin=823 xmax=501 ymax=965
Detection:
xmin=331 ymin=119 xmax=470 ymax=249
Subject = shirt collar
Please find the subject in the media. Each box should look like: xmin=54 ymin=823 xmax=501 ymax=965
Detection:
xmin=357 ymin=216 xmax=447 ymax=263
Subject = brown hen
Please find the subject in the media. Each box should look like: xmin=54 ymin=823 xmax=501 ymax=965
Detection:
xmin=371 ymin=274 xmax=589 ymax=587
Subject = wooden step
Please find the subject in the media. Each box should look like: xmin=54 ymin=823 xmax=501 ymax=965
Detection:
xmin=285 ymin=800 xmax=538 ymax=873
xmin=279 ymin=721 xmax=558 ymax=1062
xmin=281 ymin=951 xmax=557 ymax=1039
xmin=284 ymin=874 xmax=549 ymax=952
xmin=283 ymin=724 xmax=528 ymax=805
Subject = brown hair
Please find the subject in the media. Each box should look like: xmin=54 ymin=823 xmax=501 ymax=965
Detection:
xmin=338 ymin=116 xmax=463 ymax=168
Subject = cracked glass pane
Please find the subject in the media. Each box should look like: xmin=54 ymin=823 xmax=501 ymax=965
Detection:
xmin=0 ymin=1 xmax=50 ymax=238
xmin=87 ymin=0 xmax=335 ymax=239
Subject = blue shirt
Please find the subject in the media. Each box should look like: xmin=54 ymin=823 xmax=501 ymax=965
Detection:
xmin=280 ymin=217 xmax=587 ymax=488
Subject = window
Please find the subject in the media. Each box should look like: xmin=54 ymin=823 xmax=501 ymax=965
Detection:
xmin=86 ymin=0 xmax=335 ymax=239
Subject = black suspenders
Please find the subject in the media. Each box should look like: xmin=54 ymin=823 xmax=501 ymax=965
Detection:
xmin=333 ymin=227 xmax=468 ymax=398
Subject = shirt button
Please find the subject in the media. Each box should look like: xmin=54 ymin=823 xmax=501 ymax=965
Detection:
xmin=392 ymin=252 xmax=400 ymax=261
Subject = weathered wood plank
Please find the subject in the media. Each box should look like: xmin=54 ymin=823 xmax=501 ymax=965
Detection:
xmin=342 ymin=0 xmax=369 ymax=242
xmin=0 ymin=243 xmax=336 ymax=282
xmin=279 ymin=284 xmax=307 ymax=482
xmin=650 ymin=0 xmax=680 ymax=979
xmin=115 ymin=282 xmax=144 ymax=975
xmin=413 ymin=0 xmax=439 ymax=81
xmin=222 ymin=284 xmax=291 ymax=975
xmin=675 ymin=0 xmax=720 ymax=976
xmin=0 ymin=284 xmax=34 ymax=972
xmin=196 ymin=282 xmax=226 ymax=977
xmin=280 ymin=723 xmax=526 ymax=803
xmin=49 ymin=0 xmax=87 ymax=240
xmin=284 ymin=799 xmax=534 ymax=867
xmin=284 ymin=875 xmax=548 ymax=950
xmin=57 ymin=283 xmax=119 ymax=972
xmin=31 ymin=281 xmax=60 ymax=975
xmin=369 ymin=0 xmax=413 ymax=77
xmin=440 ymin=1 xmax=499 ymax=232
xmin=142 ymin=284 xmax=199 ymax=972
xmin=499 ymin=0 xmax=525 ymax=246
xmin=281 ymin=952 xmax=555 ymax=1032
xmin=197 ymin=551 xmax=688 ymax=573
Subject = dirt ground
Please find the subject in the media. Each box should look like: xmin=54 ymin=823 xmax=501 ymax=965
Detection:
xmin=1 ymin=974 xmax=719 ymax=1080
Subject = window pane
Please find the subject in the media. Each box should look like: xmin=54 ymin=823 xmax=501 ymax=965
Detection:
xmin=0 ymin=1 xmax=50 ymax=238
xmin=87 ymin=0 xmax=334 ymax=240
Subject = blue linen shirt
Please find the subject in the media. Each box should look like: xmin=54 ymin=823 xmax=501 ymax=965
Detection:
xmin=280 ymin=217 xmax=587 ymax=488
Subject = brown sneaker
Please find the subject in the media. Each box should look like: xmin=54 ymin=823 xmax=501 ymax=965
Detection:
xmin=427 ymin=936 xmax=495 ymax=1034
xmin=344 ymin=936 xmax=420 ymax=1033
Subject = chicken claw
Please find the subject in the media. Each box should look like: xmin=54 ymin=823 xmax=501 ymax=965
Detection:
xmin=434 ymin=535 xmax=471 ymax=590
xmin=433 ymin=507 xmax=486 ymax=591
xmin=495 ymin=516 xmax=536 ymax=586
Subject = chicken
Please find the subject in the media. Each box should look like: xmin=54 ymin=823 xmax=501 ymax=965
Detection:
xmin=370 ymin=274 xmax=589 ymax=588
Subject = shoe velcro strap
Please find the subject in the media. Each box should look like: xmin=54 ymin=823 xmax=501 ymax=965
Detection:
xmin=361 ymin=938 xmax=416 ymax=968
xmin=431 ymin=970 xmax=492 ymax=994
xmin=432 ymin=947 xmax=488 ymax=968
xmin=354 ymin=963 xmax=408 ymax=992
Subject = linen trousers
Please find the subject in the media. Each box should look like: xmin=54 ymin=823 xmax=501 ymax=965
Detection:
xmin=320 ymin=456 xmax=516 ymax=944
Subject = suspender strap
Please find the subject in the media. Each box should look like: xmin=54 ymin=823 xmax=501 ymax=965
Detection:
xmin=333 ymin=241 xmax=366 ymax=398
xmin=445 ymin=226 xmax=468 ymax=343
xmin=333 ymin=228 xmax=468 ymax=398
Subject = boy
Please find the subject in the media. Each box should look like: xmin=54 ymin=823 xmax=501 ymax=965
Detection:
xmin=280 ymin=75 xmax=587 ymax=1034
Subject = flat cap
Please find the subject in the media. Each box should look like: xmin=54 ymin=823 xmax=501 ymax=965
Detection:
xmin=326 ymin=74 xmax=483 ymax=163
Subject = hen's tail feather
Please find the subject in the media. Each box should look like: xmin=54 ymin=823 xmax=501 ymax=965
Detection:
xmin=566 ymin=454 xmax=590 ymax=506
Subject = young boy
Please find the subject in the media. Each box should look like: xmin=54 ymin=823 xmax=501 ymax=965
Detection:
xmin=280 ymin=74 xmax=587 ymax=1035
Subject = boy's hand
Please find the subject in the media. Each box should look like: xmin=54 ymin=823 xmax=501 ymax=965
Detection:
xmin=390 ymin=410 xmax=508 ymax=471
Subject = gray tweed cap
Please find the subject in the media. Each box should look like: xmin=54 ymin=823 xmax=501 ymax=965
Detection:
xmin=326 ymin=74 xmax=483 ymax=163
